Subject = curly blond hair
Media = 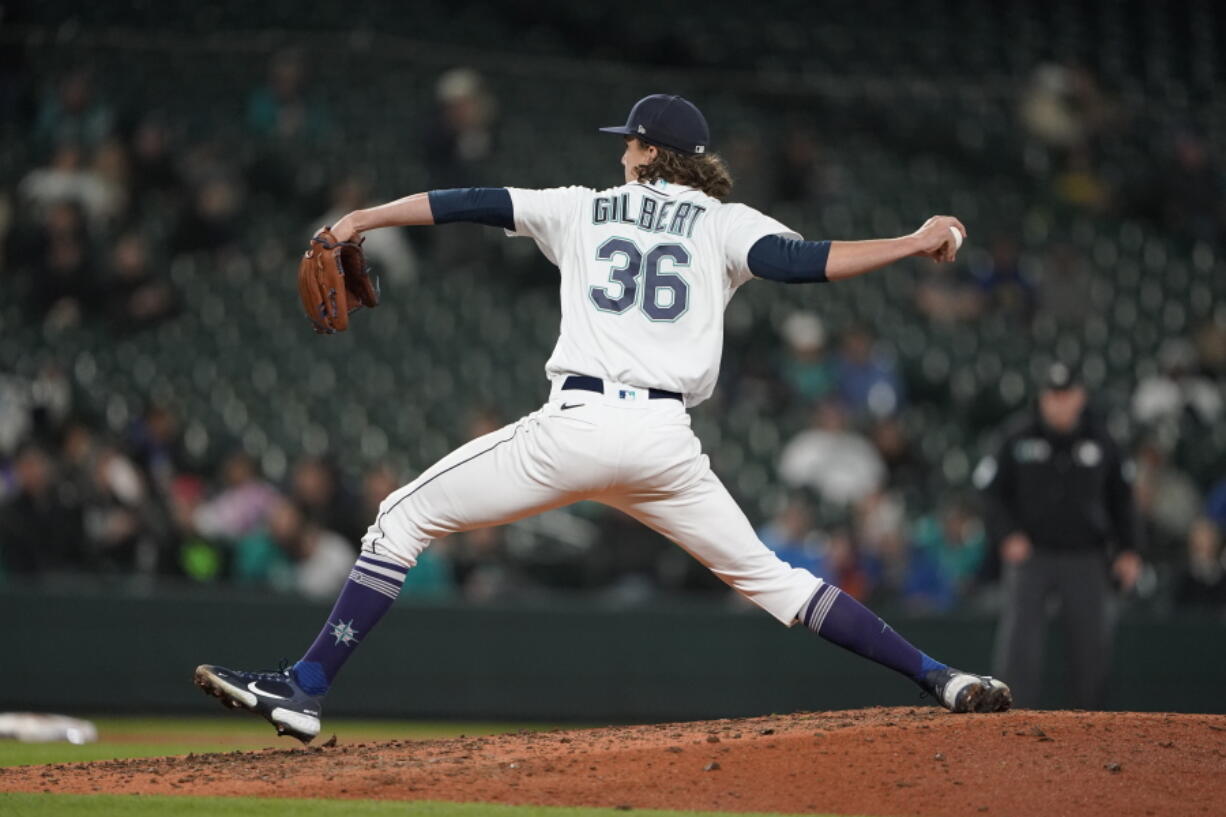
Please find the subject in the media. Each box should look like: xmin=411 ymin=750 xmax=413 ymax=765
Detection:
xmin=631 ymin=138 xmax=733 ymax=200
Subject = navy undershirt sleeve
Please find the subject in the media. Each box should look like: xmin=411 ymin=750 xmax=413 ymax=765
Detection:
xmin=427 ymin=188 xmax=515 ymax=230
xmin=747 ymin=234 xmax=832 ymax=283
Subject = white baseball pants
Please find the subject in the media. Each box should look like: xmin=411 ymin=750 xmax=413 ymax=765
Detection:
xmin=362 ymin=379 xmax=822 ymax=625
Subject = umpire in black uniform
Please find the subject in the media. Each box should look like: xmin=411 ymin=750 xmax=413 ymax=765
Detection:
xmin=976 ymin=363 xmax=1142 ymax=709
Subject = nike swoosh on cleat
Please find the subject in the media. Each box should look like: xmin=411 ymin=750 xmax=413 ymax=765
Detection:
xmin=560 ymin=403 xmax=584 ymax=410
xmin=247 ymin=681 xmax=290 ymax=700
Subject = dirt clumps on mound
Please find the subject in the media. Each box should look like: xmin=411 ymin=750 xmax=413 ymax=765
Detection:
xmin=4 ymin=707 xmax=1225 ymax=816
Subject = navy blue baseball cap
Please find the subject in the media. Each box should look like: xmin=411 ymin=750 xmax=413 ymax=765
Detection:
xmin=600 ymin=94 xmax=710 ymax=156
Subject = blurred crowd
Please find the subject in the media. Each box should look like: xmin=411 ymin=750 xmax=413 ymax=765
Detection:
xmin=757 ymin=311 xmax=1226 ymax=616
xmin=2 ymin=51 xmax=1225 ymax=618
xmin=5 ymin=309 xmax=1224 ymax=616
xmin=3 ymin=57 xmax=429 ymax=339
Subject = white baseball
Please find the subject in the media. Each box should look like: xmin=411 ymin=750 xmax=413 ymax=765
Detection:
xmin=949 ymin=225 xmax=964 ymax=251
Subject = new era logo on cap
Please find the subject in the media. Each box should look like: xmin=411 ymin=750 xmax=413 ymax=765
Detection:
xmin=599 ymin=94 xmax=711 ymax=156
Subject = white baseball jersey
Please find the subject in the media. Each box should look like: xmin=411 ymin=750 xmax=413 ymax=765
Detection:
xmin=505 ymin=180 xmax=799 ymax=406
xmin=364 ymin=179 xmax=821 ymax=627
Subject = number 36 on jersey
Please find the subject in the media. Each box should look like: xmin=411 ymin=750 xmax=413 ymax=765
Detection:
xmin=589 ymin=237 xmax=690 ymax=322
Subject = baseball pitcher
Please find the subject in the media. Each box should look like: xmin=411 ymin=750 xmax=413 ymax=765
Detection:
xmin=197 ymin=94 xmax=1011 ymax=741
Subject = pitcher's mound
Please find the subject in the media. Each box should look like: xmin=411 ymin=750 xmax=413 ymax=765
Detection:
xmin=4 ymin=707 xmax=1224 ymax=815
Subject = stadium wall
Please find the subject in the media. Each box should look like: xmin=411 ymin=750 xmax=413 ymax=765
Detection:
xmin=5 ymin=589 xmax=1223 ymax=719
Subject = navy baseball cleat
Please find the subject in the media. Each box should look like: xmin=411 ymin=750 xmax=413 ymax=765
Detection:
xmin=923 ymin=668 xmax=1013 ymax=713
xmin=194 ymin=663 xmax=323 ymax=743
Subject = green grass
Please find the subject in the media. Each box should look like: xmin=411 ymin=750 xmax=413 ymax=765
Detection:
xmin=0 ymin=716 xmax=557 ymax=767
xmin=0 ymin=795 xmax=828 ymax=817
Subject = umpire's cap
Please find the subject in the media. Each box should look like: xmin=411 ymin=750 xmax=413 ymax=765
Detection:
xmin=1042 ymin=362 xmax=1080 ymax=391
xmin=600 ymin=94 xmax=710 ymax=156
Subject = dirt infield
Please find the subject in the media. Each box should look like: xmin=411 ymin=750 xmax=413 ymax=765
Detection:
xmin=4 ymin=708 xmax=1225 ymax=815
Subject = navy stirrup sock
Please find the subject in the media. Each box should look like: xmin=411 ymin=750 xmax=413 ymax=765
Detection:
xmin=291 ymin=552 xmax=407 ymax=695
xmin=800 ymin=583 xmax=945 ymax=683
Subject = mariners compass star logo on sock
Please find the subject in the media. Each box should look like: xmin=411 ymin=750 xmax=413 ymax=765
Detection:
xmin=328 ymin=619 xmax=360 ymax=647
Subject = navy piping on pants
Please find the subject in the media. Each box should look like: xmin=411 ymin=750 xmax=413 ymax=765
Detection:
xmin=370 ymin=424 xmax=524 ymax=551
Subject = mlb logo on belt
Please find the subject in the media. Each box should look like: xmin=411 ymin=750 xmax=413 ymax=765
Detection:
xmin=618 ymin=389 xmax=637 ymax=400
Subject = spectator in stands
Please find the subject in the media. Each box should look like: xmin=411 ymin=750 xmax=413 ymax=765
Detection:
xmin=1132 ymin=338 xmax=1223 ymax=440
xmin=1018 ymin=62 xmax=1114 ymax=160
xmin=127 ymin=404 xmax=187 ymax=492
xmin=757 ymin=499 xmax=874 ymax=602
xmin=776 ymin=311 xmax=834 ymax=404
xmin=820 ymin=527 xmax=872 ymax=601
xmin=234 ymin=498 xmax=353 ymax=600
xmin=864 ymin=530 xmax=955 ymax=614
xmin=1206 ymin=478 xmax=1226 ymax=533
xmin=854 ymin=489 xmax=907 ymax=563
xmin=105 ymin=232 xmax=178 ymax=332
xmin=170 ymin=176 xmax=244 ymax=255
xmin=0 ymin=444 xmax=84 ymax=575
xmin=189 ymin=451 xmax=280 ymax=543
xmin=313 ymin=176 xmax=418 ymax=285
xmin=128 ymin=113 xmax=183 ymax=206
xmin=754 ymin=492 xmax=882 ymax=603
xmin=1053 ymin=147 xmax=1109 ymax=212
xmin=854 ymin=489 xmax=952 ymax=613
xmin=834 ymin=326 xmax=903 ymax=418
xmin=246 ymin=49 xmax=331 ymax=147
xmin=915 ymin=259 xmax=985 ymax=324
xmin=1159 ymin=130 xmax=1225 ymax=244
xmin=757 ymin=493 xmax=824 ymax=576
xmin=967 ymin=236 xmax=1036 ymax=321
xmin=779 ymin=400 xmax=886 ymax=506
xmin=289 ymin=456 xmax=363 ymax=545
xmin=11 ymin=200 xmax=96 ymax=326
xmin=0 ymin=362 xmax=74 ymax=453
xmin=1173 ymin=517 xmax=1226 ymax=612
xmin=1133 ymin=437 xmax=1201 ymax=561
xmin=91 ymin=139 xmax=132 ymax=223
xmin=361 ymin=463 xmax=399 ymax=526
xmin=246 ymin=50 xmax=332 ymax=209
xmin=869 ymin=417 xmax=923 ymax=489
xmin=424 ymin=68 xmax=499 ymax=273
xmin=18 ymin=142 xmax=123 ymax=230
xmin=33 ymin=69 xmax=114 ymax=152
xmin=911 ymin=496 xmax=988 ymax=601
xmin=79 ymin=441 xmax=168 ymax=575
xmin=125 ymin=404 xmax=192 ymax=553
xmin=424 ymin=68 xmax=496 ymax=189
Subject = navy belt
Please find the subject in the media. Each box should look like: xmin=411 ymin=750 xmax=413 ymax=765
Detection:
xmin=562 ymin=375 xmax=682 ymax=402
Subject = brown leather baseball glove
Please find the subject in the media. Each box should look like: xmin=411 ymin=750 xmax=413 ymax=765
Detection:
xmin=297 ymin=228 xmax=380 ymax=334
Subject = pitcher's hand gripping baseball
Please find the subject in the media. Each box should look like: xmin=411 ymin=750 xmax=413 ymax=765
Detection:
xmin=297 ymin=227 xmax=380 ymax=334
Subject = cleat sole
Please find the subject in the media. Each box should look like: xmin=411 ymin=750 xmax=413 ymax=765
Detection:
xmin=976 ymin=678 xmax=1014 ymax=713
xmin=193 ymin=665 xmax=319 ymax=744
